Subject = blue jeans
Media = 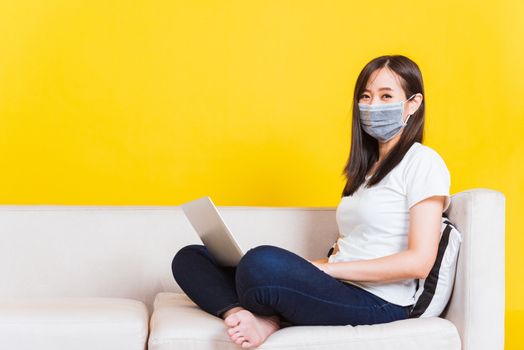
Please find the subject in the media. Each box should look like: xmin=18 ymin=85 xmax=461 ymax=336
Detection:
xmin=171 ymin=244 xmax=411 ymax=326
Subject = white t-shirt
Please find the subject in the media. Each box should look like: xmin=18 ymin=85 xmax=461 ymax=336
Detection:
xmin=328 ymin=142 xmax=451 ymax=307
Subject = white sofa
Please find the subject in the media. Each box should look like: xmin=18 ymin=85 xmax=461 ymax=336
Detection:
xmin=0 ymin=188 xmax=505 ymax=349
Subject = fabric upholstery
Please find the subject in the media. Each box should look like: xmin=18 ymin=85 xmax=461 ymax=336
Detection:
xmin=0 ymin=188 xmax=505 ymax=349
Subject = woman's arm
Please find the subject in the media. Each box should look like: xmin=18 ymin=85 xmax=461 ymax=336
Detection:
xmin=310 ymin=195 xmax=445 ymax=282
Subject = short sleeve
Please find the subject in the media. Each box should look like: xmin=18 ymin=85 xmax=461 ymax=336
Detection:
xmin=404 ymin=148 xmax=451 ymax=212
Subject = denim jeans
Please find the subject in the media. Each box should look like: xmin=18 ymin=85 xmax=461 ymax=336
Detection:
xmin=171 ymin=244 xmax=411 ymax=326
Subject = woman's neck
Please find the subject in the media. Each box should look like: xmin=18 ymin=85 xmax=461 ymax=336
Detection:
xmin=377 ymin=132 xmax=402 ymax=162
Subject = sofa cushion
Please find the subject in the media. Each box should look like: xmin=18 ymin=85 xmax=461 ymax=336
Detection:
xmin=148 ymin=292 xmax=461 ymax=350
xmin=0 ymin=297 xmax=149 ymax=350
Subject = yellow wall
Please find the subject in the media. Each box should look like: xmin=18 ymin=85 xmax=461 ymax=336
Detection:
xmin=0 ymin=0 xmax=522 ymax=347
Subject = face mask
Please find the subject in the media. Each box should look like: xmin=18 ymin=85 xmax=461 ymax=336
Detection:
xmin=358 ymin=94 xmax=416 ymax=142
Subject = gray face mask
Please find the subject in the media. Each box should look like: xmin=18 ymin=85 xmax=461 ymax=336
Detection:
xmin=358 ymin=94 xmax=416 ymax=142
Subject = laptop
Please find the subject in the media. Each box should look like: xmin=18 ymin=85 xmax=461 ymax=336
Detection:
xmin=181 ymin=196 xmax=245 ymax=267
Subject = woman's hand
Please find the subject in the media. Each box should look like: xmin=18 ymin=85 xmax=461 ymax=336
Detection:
xmin=308 ymin=241 xmax=340 ymax=275
xmin=308 ymin=258 xmax=331 ymax=274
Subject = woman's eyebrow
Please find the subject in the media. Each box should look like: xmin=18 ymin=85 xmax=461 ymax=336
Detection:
xmin=363 ymin=87 xmax=394 ymax=92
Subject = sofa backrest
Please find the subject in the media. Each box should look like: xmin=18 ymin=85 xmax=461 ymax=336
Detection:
xmin=0 ymin=203 xmax=338 ymax=313
xmin=0 ymin=188 xmax=505 ymax=350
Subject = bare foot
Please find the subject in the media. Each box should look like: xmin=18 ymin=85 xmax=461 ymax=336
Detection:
xmin=224 ymin=309 xmax=280 ymax=348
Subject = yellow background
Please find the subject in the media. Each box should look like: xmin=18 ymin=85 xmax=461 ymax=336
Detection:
xmin=0 ymin=0 xmax=522 ymax=347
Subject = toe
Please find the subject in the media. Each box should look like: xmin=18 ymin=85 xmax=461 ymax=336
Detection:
xmin=224 ymin=314 xmax=240 ymax=327
xmin=234 ymin=336 xmax=245 ymax=345
xmin=241 ymin=341 xmax=253 ymax=348
xmin=227 ymin=327 xmax=239 ymax=336
xmin=231 ymin=332 xmax=243 ymax=341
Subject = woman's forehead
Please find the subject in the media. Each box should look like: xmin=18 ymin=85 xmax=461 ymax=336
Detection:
xmin=365 ymin=67 xmax=402 ymax=91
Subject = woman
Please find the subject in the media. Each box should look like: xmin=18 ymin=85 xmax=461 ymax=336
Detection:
xmin=171 ymin=54 xmax=451 ymax=349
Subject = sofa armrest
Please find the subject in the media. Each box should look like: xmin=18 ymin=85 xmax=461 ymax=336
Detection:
xmin=442 ymin=189 xmax=505 ymax=350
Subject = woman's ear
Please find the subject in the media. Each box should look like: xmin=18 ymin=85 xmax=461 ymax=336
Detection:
xmin=408 ymin=93 xmax=423 ymax=115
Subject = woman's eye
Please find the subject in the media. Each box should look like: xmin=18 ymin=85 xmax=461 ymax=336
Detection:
xmin=359 ymin=94 xmax=369 ymax=99
xmin=383 ymin=94 xmax=392 ymax=98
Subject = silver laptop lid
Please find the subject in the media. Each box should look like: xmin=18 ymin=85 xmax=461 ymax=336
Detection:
xmin=181 ymin=196 xmax=244 ymax=267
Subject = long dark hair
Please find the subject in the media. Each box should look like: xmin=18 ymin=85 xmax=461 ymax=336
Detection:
xmin=341 ymin=55 xmax=425 ymax=197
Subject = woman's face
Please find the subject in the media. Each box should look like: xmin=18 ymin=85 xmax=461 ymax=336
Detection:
xmin=358 ymin=67 xmax=422 ymax=121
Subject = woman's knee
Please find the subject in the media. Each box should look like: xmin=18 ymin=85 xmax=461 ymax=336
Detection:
xmin=236 ymin=245 xmax=289 ymax=287
xmin=239 ymin=245 xmax=286 ymax=268
xmin=171 ymin=244 xmax=206 ymax=275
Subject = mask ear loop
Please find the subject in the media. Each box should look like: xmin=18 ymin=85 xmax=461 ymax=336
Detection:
xmin=403 ymin=94 xmax=417 ymax=125
xmin=404 ymin=114 xmax=412 ymax=126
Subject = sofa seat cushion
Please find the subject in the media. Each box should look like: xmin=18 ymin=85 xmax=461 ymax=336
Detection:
xmin=149 ymin=292 xmax=461 ymax=350
xmin=0 ymin=297 xmax=149 ymax=350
